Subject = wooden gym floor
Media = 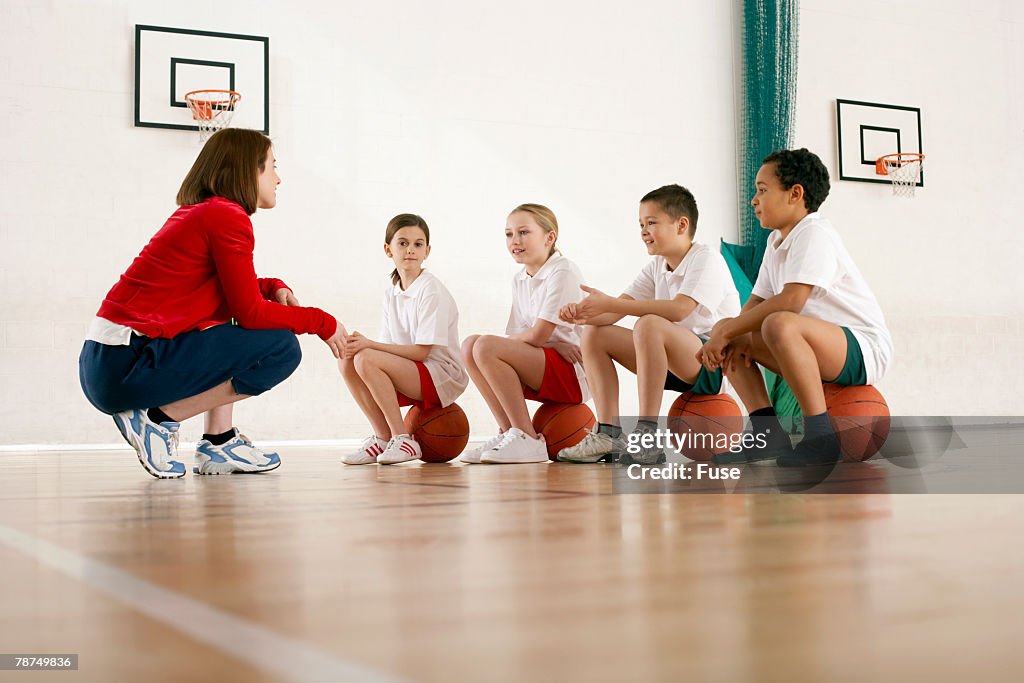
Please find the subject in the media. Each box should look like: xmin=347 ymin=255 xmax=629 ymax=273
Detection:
xmin=1 ymin=433 xmax=1024 ymax=682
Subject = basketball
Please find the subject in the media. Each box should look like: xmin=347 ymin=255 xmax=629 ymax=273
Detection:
xmin=403 ymin=403 xmax=470 ymax=463
xmin=822 ymin=384 xmax=891 ymax=462
xmin=531 ymin=402 xmax=596 ymax=461
xmin=666 ymin=392 xmax=744 ymax=461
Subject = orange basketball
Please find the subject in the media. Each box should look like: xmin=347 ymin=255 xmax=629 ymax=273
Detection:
xmin=531 ymin=402 xmax=596 ymax=461
xmin=823 ymin=384 xmax=891 ymax=462
xmin=666 ymin=393 xmax=744 ymax=461
xmin=403 ymin=403 xmax=470 ymax=463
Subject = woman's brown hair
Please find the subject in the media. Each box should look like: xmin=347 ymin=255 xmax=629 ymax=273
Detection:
xmin=176 ymin=128 xmax=272 ymax=215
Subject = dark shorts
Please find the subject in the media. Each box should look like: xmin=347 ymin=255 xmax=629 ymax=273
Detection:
xmin=665 ymin=367 xmax=724 ymax=395
xmin=522 ymin=347 xmax=584 ymax=404
xmin=79 ymin=324 xmax=301 ymax=414
xmin=397 ymin=361 xmax=442 ymax=409
xmin=827 ymin=326 xmax=867 ymax=386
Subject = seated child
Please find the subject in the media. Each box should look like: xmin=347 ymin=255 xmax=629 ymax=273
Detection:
xmin=340 ymin=214 xmax=468 ymax=465
xmin=699 ymin=148 xmax=893 ymax=466
xmin=557 ymin=184 xmax=740 ymax=465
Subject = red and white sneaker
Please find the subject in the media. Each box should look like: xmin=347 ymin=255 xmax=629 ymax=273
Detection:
xmin=342 ymin=435 xmax=388 ymax=465
xmin=377 ymin=434 xmax=422 ymax=465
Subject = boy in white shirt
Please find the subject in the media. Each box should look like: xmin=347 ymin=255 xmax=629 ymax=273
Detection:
xmin=557 ymin=184 xmax=741 ymax=465
xmin=699 ymin=148 xmax=893 ymax=466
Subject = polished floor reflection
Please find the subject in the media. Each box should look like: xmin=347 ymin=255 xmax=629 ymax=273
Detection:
xmin=1 ymin=445 xmax=1023 ymax=682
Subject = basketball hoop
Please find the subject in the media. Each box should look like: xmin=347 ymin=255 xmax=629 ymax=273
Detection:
xmin=875 ymin=153 xmax=924 ymax=198
xmin=184 ymin=89 xmax=241 ymax=143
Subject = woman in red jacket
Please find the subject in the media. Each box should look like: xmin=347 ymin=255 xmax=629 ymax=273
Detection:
xmin=79 ymin=129 xmax=346 ymax=478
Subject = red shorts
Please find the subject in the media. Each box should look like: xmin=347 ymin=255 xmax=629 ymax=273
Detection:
xmin=397 ymin=361 xmax=441 ymax=409
xmin=523 ymin=347 xmax=584 ymax=404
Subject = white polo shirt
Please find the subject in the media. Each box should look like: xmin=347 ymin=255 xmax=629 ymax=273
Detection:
xmin=622 ymin=243 xmax=741 ymax=336
xmin=380 ymin=270 xmax=469 ymax=407
xmin=751 ymin=212 xmax=893 ymax=384
xmin=505 ymin=253 xmax=591 ymax=402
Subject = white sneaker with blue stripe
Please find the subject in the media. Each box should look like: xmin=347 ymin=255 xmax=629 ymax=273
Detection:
xmin=193 ymin=429 xmax=282 ymax=475
xmin=112 ymin=408 xmax=185 ymax=479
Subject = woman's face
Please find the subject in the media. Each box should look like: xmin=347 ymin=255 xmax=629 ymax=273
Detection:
xmin=257 ymin=146 xmax=280 ymax=210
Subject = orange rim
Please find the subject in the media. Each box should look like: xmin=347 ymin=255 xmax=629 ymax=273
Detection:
xmin=184 ymin=90 xmax=241 ymax=120
xmin=875 ymin=152 xmax=924 ymax=176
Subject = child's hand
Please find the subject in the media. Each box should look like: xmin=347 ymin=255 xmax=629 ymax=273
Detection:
xmin=575 ymin=285 xmax=612 ymax=323
xmin=548 ymin=341 xmax=582 ymax=364
xmin=699 ymin=321 xmax=732 ymax=370
xmin=558 ymin=303 xmax=579 ymax=324
xmin=274 ymin=288 xmax=300 ymax=306
xmin=324 ymin=323 xmax=347 ymax=359
xmin=723 ymin=333 xmax=754 ymax=374
xmin=343 ymin=331 xmax=373 ymax=358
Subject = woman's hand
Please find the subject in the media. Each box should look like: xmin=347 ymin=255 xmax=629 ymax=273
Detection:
xmin=274 ymin=288 xmax=300 ymax=306
xmin=324 ymin=323 xmax=347 ymax=359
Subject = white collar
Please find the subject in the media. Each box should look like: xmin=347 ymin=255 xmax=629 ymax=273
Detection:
xmin=393 ymin=269 xmax=431 ymax=297
xmin=770 ymin=212 xmax=820 ymax=252
xmin=515 ymin=253 xmax=564 ymax=282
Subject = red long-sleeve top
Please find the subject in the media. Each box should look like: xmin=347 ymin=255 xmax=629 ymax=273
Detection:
xmin=96 ymin=197 xmax=337 ymax=340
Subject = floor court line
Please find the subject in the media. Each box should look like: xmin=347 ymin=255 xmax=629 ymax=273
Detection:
xmin=0 ymin=523 xmax=409 ymax=683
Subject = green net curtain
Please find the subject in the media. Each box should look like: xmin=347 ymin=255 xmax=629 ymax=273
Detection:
xmin=722 ymin=0 xmax=801 ymax=430
xmin=738 ymin=0 xmax=800 ymax=274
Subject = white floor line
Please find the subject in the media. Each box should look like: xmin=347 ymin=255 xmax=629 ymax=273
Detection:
xmin=0 ymin=524 xmax=408 ymax=683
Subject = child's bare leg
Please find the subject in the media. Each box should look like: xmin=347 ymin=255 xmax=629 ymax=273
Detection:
xmin=723 ymin=328 xmax=787 ymax=412
xmin=472 ymin=335 xmax=545 ymax=437
xmin=580 ymin=325 xmax=637 ymax=425
xmin=760 ymin=312 xmax=847 ymax=415
xmin=162 ymin=381 xmax=249 ymax=422
xmin=352 ymin=349 xmax=422 ymax=437
xmin=633 ymin=315 xmax=703 ymax=416
xmin=340 ymin=357 xmax=392 ymax=439
xmin=463 ymin=335 xmax=512 ymax=432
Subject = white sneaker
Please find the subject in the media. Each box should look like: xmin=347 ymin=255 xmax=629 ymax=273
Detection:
xmin=112 ymin=408 xmax=184 ymax=479
xmin=194 ymin=429 xmax=281 ymax=475
xmin=377 ymin=434 xmax=422 ymax=465
xmin=480 ymin=428 xmax=549 ymax=464
xmin=342 ymin=435 xmax=388 ymax=465
xmin=556 ymin=429 xmax=624 ymax=463
xmin=460 ymin=432 xmax=505 ymax=464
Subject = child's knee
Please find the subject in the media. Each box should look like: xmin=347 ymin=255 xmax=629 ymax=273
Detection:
xmin=352 ymin=349 xmax=380 ymax=376
xmin=461 ymin=335 xmax=480 ymax=362
xmin=472 ymin=334 xmax=500 ymax=362
xmin=761 ymin=312 xmax=799 ymax=344
xmin=580 ymin=325 xmax=607 ymax=352
xmin=338 ymin=355 xmax=357 ymax=378
xmin=633 ymin=314 xmax=666 ymax=340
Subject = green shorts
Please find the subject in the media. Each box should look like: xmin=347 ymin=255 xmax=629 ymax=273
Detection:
xmin=828 ymin=326 xmax=867 ymax=386
xmin=664 ymin=367 xmax=723 ymax=396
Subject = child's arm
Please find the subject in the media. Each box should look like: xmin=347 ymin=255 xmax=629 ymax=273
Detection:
xmin=344 ymin=331 xmax=432 ymax=362
xmin=509 ymin=319 xmax=559 ymax=347
xmin=701 ymin=283 xmax=814 ymax=365
xmin=566 ymin=286 xmax=698 ymax=325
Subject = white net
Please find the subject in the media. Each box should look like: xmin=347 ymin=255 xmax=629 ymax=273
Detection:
xmin=185 ymin=90 xmax=241 ymax=143
xmin=881 ymin=155 xmax=924 ymax=198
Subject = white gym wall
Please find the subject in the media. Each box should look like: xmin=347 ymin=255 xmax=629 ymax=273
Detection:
xmin=0 ymin=0 xmax=1019 ymax=447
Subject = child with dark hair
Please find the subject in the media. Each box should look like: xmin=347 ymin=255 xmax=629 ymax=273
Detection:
xmin=699 ymin=148 xmax=893 ymax=466
xmin=339 ymin=214 xmax=468 ymax=465
xmin=556 ymin=184 xmax=740 ymax=465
